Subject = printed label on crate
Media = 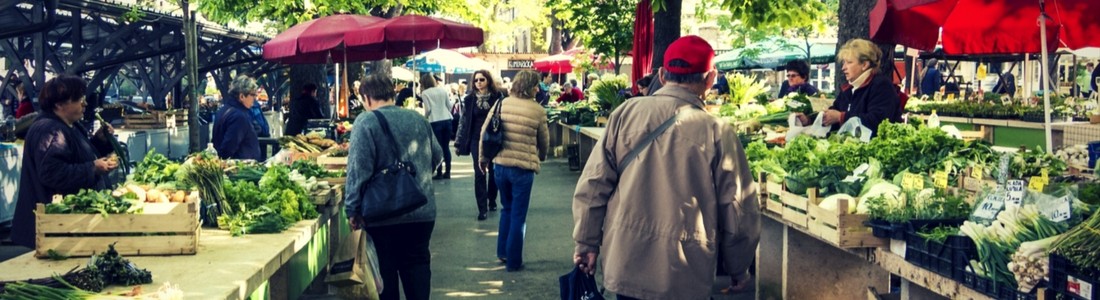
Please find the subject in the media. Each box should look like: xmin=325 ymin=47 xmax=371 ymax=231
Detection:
xmin=971 ymin=165 xmax=984 ymax=179
xmin=902 ymin=173 xmax=924 ymax=191
xmin=1041 ymin=195 xmax=1073 ymax=223
xmin=1068 ymin=275 xmax=1094 ymax=300
xmin=933 ymin=171 xmax=949 ymax=189
xmin=973 ymin=195 xmax=1005 ymax=219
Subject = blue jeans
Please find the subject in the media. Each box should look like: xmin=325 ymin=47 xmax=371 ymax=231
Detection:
xmin=494 ymin=164 xmax=535 ymax=270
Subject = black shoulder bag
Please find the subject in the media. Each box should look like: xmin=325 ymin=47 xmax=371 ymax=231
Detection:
xmin=481 ymin=98 xmax=505 ymax=159
xmin=357 ymin=110 xmax=428 ymax=223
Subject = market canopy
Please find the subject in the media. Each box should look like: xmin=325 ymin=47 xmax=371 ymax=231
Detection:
xmin=870 ymin=0 xmax=1100 ymax=55
xmin=262 ymin=14 xmax=388 ymax=64
xmin=403 ymin=49 xmax=490 ymax=74
xmin=715 ymin=40 xmax=837 ymax=71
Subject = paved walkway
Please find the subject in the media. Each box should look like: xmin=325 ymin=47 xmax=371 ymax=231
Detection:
xmin=424 ymin=152 xmax=755 ymax=299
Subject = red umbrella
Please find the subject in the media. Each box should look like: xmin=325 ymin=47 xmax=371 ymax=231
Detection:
xmin=870 ymin=0 xmax=1100 ymax=55
xmin=263 ymin=14 xmax=386 ymax=64
xmin=631 ymin=0 xmax=654 ymax=94
xmin=344 ymin=15 xmax=484 ymax=57
xmin=534 ymin=48 xmax=585 ymax=74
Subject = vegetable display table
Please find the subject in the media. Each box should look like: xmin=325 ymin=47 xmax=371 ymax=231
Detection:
xmin=913 ymin=115 xmax=1085 ymax=150
xmin=0 ymin=198 xmax=348 ymax=300
xmin=556 ymin=122 xmax=604 ymax=169
xmin=758 ymin=211 xmax=995 ymax=300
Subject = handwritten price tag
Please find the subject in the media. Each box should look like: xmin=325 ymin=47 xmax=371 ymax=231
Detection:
xmin=1028 ymin=176 xmax=1047 ymax=192
xmin=974 ymin=195 xmax=1005 ymax=219
xmin=933 ymin=171 xmax=950 ymax=189
xmin=970 ymin=165 xmax=984 ymax=179
xmin=1006 ymin=179 xmax=1026 ymax=192
xmin=1041 ymin=196 xmax=1072 ymax=222
xmin=945 ymin=161 xmax=955 ymax=174
xmin=902 ymin=173 xmax=924 ymax=191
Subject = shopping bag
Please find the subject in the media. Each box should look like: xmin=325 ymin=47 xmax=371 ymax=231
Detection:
xmin=327 ymin=230 xmax=382 ymax=299
xmin=836 ymin=117 xmax=873 ymax=142
xmin=785 ymin=112 xmax=831 ymax=142
xmin=559 ymin=266 xmax=604 ymax=300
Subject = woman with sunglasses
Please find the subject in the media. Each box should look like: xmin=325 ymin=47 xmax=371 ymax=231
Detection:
xmin=211 ymin=75 xmax=262 ymax=160
xmin=456 ymin=70 xmax=506 ymax=220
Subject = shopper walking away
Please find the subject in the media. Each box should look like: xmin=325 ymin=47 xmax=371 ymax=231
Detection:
xmin=345 ymin=73 xmax=443 ymax=300
xmin=477 ymin=70 xmax=549 ymax=271
xmin=456 ymin=70 xmax=506 ymax=220
xmin=421 ymin=73 xmax=454 ymax=179
xmin=572 ymin=35 xmax=761 ymax=300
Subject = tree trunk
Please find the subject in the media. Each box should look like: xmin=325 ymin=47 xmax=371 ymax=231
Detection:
xmin=651 ymin=0 xmax=682 ymax=73
xmin=549 ymin=13 xmax=563 ymax=54
xmin=836 ymin=0 xmax=894 ymax=90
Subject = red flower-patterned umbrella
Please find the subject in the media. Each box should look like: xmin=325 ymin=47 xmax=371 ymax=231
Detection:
xmin=262 ymin=14 xmax=387 ymax=64
xmin=344 ymin=15 xmax=484 ymax=58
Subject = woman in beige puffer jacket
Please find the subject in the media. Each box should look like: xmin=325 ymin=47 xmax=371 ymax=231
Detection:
xmin=478 ymin=70 xmax=549 ymax=271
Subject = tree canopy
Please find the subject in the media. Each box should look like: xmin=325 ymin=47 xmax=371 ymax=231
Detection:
xmin=547 ymin=0 xmax=635 ymax=74
xmin=197 ymin=0 xmax=471 ymax=30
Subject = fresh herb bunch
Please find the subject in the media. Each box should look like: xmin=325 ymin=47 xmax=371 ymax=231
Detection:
xmin=130 ymin=150 xmax=181 ymax=185
xmin=87 ymin=243 xmax=153 ymax=286
xmin=180 ymin=152 xmax=230 ymax=224
xmin=44 ymin=189 xmax=139 ymax=215
xmin=916 ymin=226 xmax=960 ymax=244
xmin=290 ymin=160 xmax=333 ymax=179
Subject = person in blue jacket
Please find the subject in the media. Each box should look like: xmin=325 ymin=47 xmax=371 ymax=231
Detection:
xmin=212 ymin=75 xmax=262 ymax=160
xmin=250 ymin=100 xmax=270 ymax=138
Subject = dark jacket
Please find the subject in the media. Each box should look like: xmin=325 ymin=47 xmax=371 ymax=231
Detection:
xmin=212 ymin=98 xmax=261 ymax=160
xmin=776 ymin=81 xmax=820 ymax=98
xmin=920 ymin=67 xmax=942 ymax=96
xmin=455 ymin=91 xmax=505 ymax=155
xmin=285 ymin=93 xmax=324 ymax=136
xmin=831 ymin=72 xmax=902 ymax=135
xmin=12 ymin=111 xmax=113 ymax=248
xmin=344 ymin=106 xmax=443 ymax=227
xmin=395 ymin=87 xmax=414 ymax=108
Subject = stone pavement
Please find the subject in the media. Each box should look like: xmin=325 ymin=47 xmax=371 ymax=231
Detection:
xmin=421 ymin=153 xmax=755 ymax=300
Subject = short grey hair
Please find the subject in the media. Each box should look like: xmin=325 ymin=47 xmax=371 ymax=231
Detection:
xmin=563 ymin=82 xmax=573 ymax=90
xmin=229 ymin=75 xmax=258 ymax=100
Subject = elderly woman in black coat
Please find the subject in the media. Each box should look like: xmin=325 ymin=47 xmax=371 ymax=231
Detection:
xmin=12 ymin=75 xmax=118 ymax=248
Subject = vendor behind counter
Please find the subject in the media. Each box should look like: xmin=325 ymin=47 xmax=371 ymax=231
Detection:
xmin=12 ymin=75 xmax=120 ymax=248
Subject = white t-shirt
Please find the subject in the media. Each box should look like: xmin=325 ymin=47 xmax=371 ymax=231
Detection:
xmin=422 ymin=86 xmax=454 ymax=123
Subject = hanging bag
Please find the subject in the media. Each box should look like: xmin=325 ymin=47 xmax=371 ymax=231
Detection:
xmin=357 ymin=110 xmax=429 ymax=223
xmin=327 ymin=230 xmax=382 ymax=299
xmin=481 ymin=98 xmax=505 ymax=159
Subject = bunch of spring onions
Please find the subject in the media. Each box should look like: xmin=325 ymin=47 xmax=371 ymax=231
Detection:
xmin=959 ymin=205 xmax=1067 ymax=289
xmin=1051 ymin=208 xmax=1100 ymax=274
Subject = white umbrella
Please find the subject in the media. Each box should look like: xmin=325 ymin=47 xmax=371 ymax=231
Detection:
xmin=391 ymin=66 xmax=415 ymax=82
xmin=406 ymin=49 xmax=491 ymax=73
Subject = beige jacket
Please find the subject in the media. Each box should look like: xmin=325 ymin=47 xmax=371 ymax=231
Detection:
xmin=572 ymin=85 xmax=760 ymax=300
xmin=479 ymin=96 xmax=549 ymax=173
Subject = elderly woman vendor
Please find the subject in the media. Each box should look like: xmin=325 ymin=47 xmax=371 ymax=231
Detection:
xmin=212 ymin=75 xmax=262 ymax=160
xmin=797 ymin=38 xmax=902 ymax=134
xmin=12 ymin=75 xmax=119 ymax=248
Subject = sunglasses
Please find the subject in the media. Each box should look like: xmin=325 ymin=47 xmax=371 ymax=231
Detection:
xmin=474 ymin=78 xmax=487 ymax=83
xmin=786 ymin=74 xmax=800 ymax=78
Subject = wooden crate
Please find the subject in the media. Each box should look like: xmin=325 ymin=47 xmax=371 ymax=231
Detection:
xmin=35 ymin=201 xmax=200 ymax=258
xmin=763 ymin=176 xmax=785 ymax=215
xmin=282 ymin=151 xmax=322 ymax=165
xmin=807 ymin=198 xmax=888 ymax=248
xmin=319 ymin=177 xmax=346 ymax=186
xmin=122 ymin=112 xmax=176 ymax=129
xmin=780 ymin=188 xmax=814 ymax=228
xmin=311 ymin=187 xmax=334 ymax=205
xmin=316 ymin=154 xmax=348 ymax=170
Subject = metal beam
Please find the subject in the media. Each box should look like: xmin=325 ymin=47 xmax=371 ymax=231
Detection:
xmin=70 ymin=44 xmax=185 ymax=73
xmin=0 ymin=0 xmax=56 ymax=39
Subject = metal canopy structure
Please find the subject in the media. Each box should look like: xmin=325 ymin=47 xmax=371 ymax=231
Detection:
xmin=0 ymin=0 xmax=282 ymax=111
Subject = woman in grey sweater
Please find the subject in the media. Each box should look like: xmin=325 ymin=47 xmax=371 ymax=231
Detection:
xmin=345 ymin=73 xmax=443 ymax=300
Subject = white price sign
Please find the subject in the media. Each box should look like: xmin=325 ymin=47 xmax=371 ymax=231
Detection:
xmin=974 ymin=195 xmax=1005 ymax=219
xmin=1006 ymin=180 xmax=1026 ymax=192
xmin=1006 ymin=191 xmax=1024 ymax=208
xmin=1041 ymin=196 xmax=1073 ymax=223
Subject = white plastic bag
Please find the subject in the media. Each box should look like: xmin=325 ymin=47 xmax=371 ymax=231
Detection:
xmin=837 ymin=117 xmax=873 ymax=142
xmin=786 ymin=113 xmax=831 ymax=141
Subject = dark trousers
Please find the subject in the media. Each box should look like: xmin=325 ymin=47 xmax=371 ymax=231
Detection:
xmin=617 ymin=295 xmax=641 ymax=300
xmin=469 ymin=142 xmax=497 ymax=213
xmin=430 ymin=121 xmax=453 ymax=175
xmin=494 ymin=164 xmax=535 ymax=269
xmin=366 ymin=222 xmax=435 ymax=300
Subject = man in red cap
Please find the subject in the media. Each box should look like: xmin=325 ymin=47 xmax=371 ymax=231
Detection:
xmin=571 ymin=35 xmax=760 ymax=300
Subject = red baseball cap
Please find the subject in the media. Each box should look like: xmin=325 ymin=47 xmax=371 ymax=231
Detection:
xmin=663 ymin=35 xmax=715 ymax=74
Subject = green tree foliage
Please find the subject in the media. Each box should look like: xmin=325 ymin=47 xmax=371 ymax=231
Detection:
xmin=466 ymin=0 xmax=550 ymax=53
xmin=197 ymin=0 xmax=471 ymax=30
xmin=548 ymin=0 xmax=635 ymax=74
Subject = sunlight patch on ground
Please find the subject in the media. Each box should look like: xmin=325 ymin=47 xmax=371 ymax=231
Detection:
xmin=479 ymin=281 xmax=503 ymax=288
xmin=466 ymin=266 xmax=506 ymax=271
